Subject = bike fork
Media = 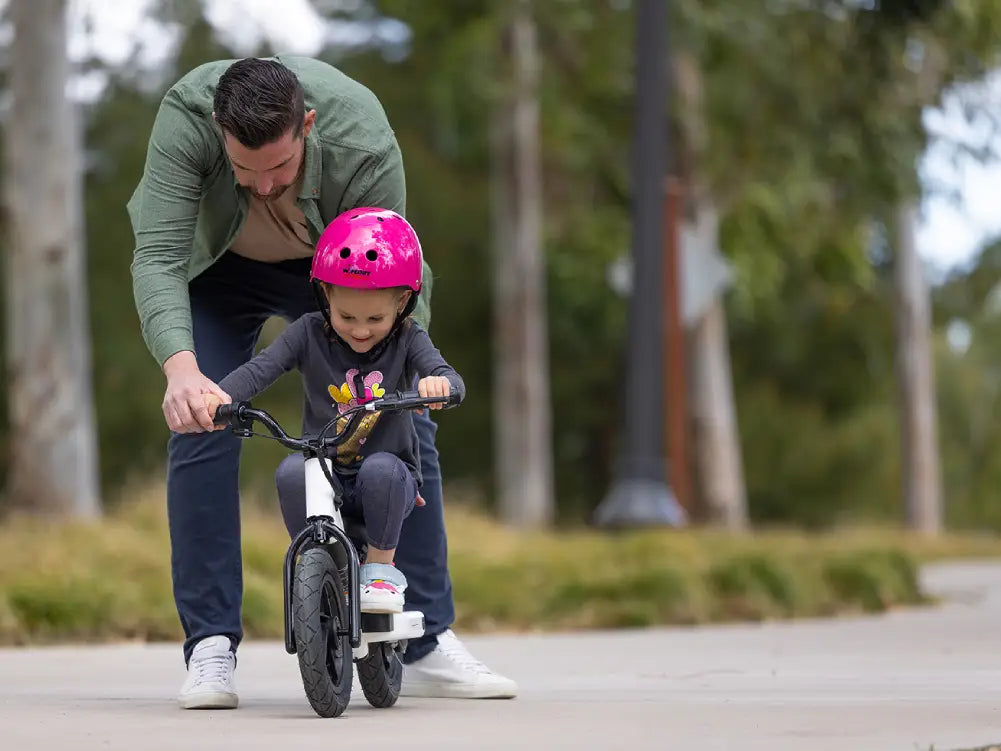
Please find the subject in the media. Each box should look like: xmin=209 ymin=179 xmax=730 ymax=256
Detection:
xmin=282 ymin=456 xmax=362 ymax=654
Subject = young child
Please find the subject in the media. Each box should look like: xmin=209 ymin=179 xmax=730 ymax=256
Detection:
xmin=204 ymin=207 xmax=464 ymax=615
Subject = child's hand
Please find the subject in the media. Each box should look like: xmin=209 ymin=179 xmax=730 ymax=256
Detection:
xmin=203 ymin=394 xmax=225 ymax=430
xmin=417 ymin=376 xmax=451 ymax=410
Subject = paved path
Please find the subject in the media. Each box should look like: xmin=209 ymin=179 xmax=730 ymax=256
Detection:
xmin=1 ymin=562 xmax=1000 ymax=750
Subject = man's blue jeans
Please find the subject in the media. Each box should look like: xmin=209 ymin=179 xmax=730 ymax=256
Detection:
xmin=166 ymin=252 xmax=454 ymax=664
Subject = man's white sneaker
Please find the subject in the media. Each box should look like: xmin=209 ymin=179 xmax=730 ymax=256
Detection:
xmin=401 ymin=629 xmax=517 ymax=699
xmin=177 ymin=635 xmax=239 ymax=709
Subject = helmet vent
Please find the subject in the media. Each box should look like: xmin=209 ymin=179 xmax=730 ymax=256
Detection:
xmin=365 ymin=250 xmax=379 ymax=262
xmin=339 ymin=247 xmax=351 ymax=259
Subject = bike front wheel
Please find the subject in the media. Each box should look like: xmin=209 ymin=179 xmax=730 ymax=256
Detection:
xmin=292 ymin=546 xmax=353 ymax=717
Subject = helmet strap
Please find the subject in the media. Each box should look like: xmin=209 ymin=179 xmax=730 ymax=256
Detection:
xmin=311 ymin=280 xmax=333 ymax=330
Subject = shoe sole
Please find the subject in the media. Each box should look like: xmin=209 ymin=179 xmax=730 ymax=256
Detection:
xmin=400 ymin=682 xmax=517 ymax=699
xmin=178 ymin=691 xmax=239 ymax=709
xmin=360 ymin=596 xmax=404 ymax=614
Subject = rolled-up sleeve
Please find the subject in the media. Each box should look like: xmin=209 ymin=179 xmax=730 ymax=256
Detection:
xmin=128 ymin=91 xmax=211 ymax=366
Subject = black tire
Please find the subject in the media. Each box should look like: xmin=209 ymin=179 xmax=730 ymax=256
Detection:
xmin=292 ymin=546 xmax=353 ymax=718
xmin=357 ymin=641 xmax=403 ymax=708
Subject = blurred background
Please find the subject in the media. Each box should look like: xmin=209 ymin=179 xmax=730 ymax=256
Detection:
xmin=6 ymin=0 xmax=1001 ymax=538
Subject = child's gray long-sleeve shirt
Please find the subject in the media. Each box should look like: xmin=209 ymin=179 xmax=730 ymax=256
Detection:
xmin=219 ymin=313 xmax=464 ymax=485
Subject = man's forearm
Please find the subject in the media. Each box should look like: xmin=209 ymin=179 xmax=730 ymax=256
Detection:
xmin=162 ymin=349 xmax=198 ymax=377
xmin=132 ymin=257 xmax=195 ymax=367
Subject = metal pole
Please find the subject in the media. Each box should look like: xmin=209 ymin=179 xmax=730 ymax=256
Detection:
xmin=594 ymin=0 xmax=686 ymax=528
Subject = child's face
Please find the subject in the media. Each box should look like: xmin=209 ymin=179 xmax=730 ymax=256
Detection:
xmin=325 ymin=285 xmax=409 ymax=353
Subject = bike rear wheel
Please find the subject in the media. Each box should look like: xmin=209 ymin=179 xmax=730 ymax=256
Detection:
xmin=292 ymin=546 xmax=353 ymax=717
xmin=357 ymin=641 xmax=403 ymax=708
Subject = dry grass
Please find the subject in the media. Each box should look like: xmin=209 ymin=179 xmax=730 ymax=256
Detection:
xmin=1 ymin=483 xmax=996 ymax=645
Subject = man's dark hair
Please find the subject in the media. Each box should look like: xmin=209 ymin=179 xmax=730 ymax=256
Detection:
xmin=213 ymin=58 xmax=305 ymax=148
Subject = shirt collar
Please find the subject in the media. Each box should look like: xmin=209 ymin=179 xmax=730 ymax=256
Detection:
xmin=299 ymin=127 xmax=322 ymax=201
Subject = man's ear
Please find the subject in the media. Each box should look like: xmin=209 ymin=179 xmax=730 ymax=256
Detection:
xmin=303 ymin=109 xmax=317 ymax=138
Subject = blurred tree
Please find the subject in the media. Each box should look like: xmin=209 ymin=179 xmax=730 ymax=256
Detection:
xmin=892 ymin=202 xmax=942 ymax=535
xmin=932 ymin=240 xmax=1001 ymax=530
xmin=3 ymin=0 xmax=99 ymax=516
xmin=675 ymin=0 xmax=1001 ymax=531
xmin=673 ymin=50 xmax=748 ymax=530
xmin=490 ymin=0 xmax=555 ymax=528
xmin=3 ymin=0 xmax=1001 ymax=531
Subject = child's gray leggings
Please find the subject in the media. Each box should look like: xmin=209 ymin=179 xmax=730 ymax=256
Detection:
xmin=275 ymin=451 xmax=418 ymax=551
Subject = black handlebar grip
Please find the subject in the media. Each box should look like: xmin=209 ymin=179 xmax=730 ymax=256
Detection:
xmin=214 ymin=403 xmax=234 ymax=425
xmin=402 ymin=389 xmax=459 ymax=407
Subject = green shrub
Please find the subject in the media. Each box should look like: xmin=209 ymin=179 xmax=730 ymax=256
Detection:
xmin=0 ymin=492 xmax=979 ymax=645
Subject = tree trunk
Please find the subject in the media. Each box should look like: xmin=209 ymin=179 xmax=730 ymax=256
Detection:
xmin=3 ymin=0 xmax=100 ymax=516
xmin=893 ymin=202 xmax=942 ymax=535
xmin=686 ymin=225 xmax=749 ymax=530
xmin=489 ymin=0 xmax=554 ymax=528
xmin=674 ymin=52 xmax=748 ymax=531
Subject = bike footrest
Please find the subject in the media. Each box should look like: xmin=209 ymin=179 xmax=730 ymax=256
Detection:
xmin=352 ymin=610 xmax=426 ymax=660
xmin=360 ymin=613 xmax=394 ymax=632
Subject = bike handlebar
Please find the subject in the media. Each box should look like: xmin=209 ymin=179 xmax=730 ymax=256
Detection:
xmin=213 ymin=389 xmax=459 ymax=453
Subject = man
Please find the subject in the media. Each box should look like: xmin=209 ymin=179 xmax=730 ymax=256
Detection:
xmin=128 ymin=56 xmax=516 ymax=708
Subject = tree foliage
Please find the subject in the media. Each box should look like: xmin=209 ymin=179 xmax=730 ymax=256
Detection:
xmin=3 ymin=0 xmax=1001 ymax=527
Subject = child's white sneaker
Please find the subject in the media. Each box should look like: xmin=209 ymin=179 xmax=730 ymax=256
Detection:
xmin=177 ymin=635 xmax=238 ymax=709
xmin=360 ymin=562 xmax=407 ymax=613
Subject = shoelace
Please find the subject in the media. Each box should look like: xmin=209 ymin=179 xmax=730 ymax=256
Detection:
xmin=436 ymin=630 xmax=494 ymax=675
xmin=191 ymin=652 xmax=232 ymax=685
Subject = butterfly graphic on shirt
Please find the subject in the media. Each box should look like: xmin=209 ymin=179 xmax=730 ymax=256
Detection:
xmin=327 ymin=369 xmax=385 ymax=464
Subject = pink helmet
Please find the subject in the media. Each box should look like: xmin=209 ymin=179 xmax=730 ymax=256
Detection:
xmin=311 ymin=207 xmax=423 ymax=292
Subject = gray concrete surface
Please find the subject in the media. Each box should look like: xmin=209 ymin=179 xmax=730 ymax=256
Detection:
xmin=1 ymin=561 xmax=1000 ymax=751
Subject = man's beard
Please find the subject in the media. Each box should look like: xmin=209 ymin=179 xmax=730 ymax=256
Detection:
xmin=250 ymin=182 xmax=292 ymax=201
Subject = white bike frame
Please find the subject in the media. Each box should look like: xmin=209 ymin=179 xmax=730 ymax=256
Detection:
xmin=303 ymin=455 xmax=424 ymax=659
xmin=304 ymin=456 xmax=345 ymax=529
